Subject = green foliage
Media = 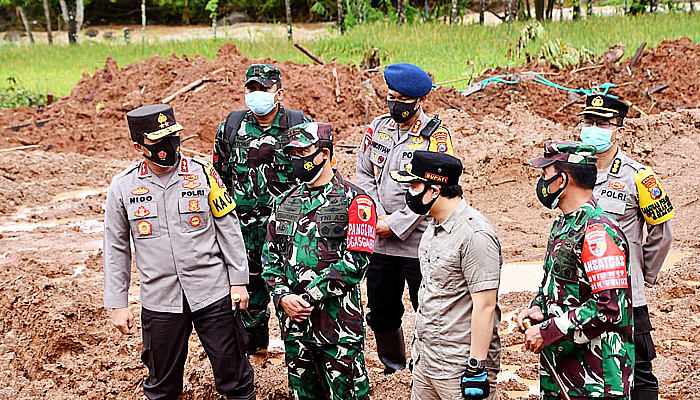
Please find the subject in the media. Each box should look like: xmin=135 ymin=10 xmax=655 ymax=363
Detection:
xmin=0 ymin=77 xmax=46 ymax=109
xmin=536 ymin=39 xmax=595 ymax=68
xmin=514 ymin=21 xmax=545 ymax=58
xmin=205 ymin=0 xmax=219 ymax=18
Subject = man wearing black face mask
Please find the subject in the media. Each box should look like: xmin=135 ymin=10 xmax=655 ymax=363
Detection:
xmin=356 ymin=62 xmax=455 ymax=375
xmin=517 ymin=140 xmax=633 ymax=400
xmin=104 ymin=104 xmax=256 ymax=400
xmin=391 ymin=151 xmax=502 ymax=400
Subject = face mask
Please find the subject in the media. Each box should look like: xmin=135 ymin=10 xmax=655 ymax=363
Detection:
xmin=292 ymin=148 xmax=326 ymax=184
xmin=245 ymin=90 xmax=277 ymax=116
xmin=405 ymin=185 xmax=438 ymax=215
xmin=387 ymin=100 xmax=419 ymax=124
xmin=142 ymin=135 xmax=180 ymax=167
xmin=536 ymin=172 xmax=567 ymax=209
xmin=580 ymin=126 xmax=616 ymax=153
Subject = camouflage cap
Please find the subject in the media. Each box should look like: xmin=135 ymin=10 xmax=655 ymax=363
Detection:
xmin=245 ymin=64 xmax=281 ymax=88
xmin=284 ymin=122 xmax=333 ymax=153
xmin=530 ymin=140 xmax=598 ymax=168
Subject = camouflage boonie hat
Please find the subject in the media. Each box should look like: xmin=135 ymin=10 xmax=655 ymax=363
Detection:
xmin=245 ymin=64 xmax=281 ymax=88
xmin=530 ymin=140 xmax=597 ymax=168
xmin=284 ymin=122 xmax=333 ymax=153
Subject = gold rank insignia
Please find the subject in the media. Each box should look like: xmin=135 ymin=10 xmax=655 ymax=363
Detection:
xmin=592 ymin=96 xmax=604 ymax=107
xmin=157 ymin=113 xmax=169 ymax=128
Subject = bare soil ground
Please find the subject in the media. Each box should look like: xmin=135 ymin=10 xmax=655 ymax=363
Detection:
xmin=0 ymin=39 xmax=699 ymax=399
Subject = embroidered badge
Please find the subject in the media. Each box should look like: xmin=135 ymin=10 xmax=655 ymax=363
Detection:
xmin=180 ymin=158 xmax=189 ymax=173
xmin=410 ymin=119 xmax=422 ymax=134
xmin=139 ymin=162 xmax=149 ymax=176
xmin=347 ymin=195 xmax=377 ymax=254
xmin=182 ymin=181 xmax=201 ymax=190
xmin=608 ymin=181 xmax=625 ymax=191
xmin=188 ymin=199 xmax=200 ymax=212
xmin=190 ymin=215 xmax=201 ymax=227
xmin=131 ymin=187 xmax=150 ymax=195
xmin=137 ymin=220 xmax=152 ymax=236
xmin=582 ymin=224 xmax=627 ymax=293
xmin=134 ymin=205 xmax=150 ymax=218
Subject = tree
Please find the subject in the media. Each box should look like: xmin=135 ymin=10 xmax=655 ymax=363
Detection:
xmin=58 ymin=0 xmax=84 ymax=44
xmin=42 ymin=0 xmax=52 ymax=44
xmin=16 ymin=5 xmax=35 ymax=43
xmin=451 ymin=0 xmax=457 ymax=24
xmin=535 ymin=0 xmax=545 ymax=20
xmin=205 ymin=0 xmax=218 ymax=38
xmin=285 ymin=0 xmax=292 ymax=40
xmin=397 ymin=0 xmax=406 ymax=24
xmin=337 ymin=0 xmax=344 ymax=34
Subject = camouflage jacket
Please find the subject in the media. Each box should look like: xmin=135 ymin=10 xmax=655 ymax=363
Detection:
xmin=262 ymin=170 xmax=376 ymax=344
xmin=213 ymin=106 xmax=311 ymax=252
xmin=531 ymin=196 xmax=634 ymax=398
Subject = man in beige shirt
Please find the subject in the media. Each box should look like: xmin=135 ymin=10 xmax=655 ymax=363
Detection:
xmin=391 ymin=151 xmax=502 ymax=400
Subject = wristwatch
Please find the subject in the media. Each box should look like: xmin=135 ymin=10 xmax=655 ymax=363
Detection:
xmin=300 ymin=293 xmax=312 ymax=304
xmin=467 ymin=356 xmax=485 ymax=370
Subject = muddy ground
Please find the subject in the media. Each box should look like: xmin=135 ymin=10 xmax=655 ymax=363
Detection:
xmin=0 ymin=39 xmax=699 ymax=399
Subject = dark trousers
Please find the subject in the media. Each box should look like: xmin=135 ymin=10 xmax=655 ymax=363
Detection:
xmin=366 ymin=252 xmax=422 ymax=332
xmin=140 ymin=295 xmax=255 ymax=400
xmin=632 ymin=305 xmax=658 ymax=399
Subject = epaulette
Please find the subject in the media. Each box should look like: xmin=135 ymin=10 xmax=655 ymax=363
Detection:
xmin=113 ymin=162 xmax=141 ymax=180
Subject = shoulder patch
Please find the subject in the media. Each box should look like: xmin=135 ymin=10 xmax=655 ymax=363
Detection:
xmin=428 ymin=128 xmax=454 ymax=155
xmin=346 ymin=195 xmax=376 ymax=254
xmin=635 ymin=167 xmax=674 ymax=224
xmin=362 ymin=127 xmax=373 ymax=153
xmin=204 ymin=163 xmax=236 ymax=217
xmin=581 ymin=223 xmax=628 ymax=293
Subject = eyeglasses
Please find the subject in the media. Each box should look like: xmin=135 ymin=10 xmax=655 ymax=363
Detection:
xmin=579 ymin=119 xmax=621 ymax=129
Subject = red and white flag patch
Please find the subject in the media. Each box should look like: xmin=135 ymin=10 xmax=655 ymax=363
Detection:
xmin=346 ymin=195 xmax=377 ymax=254
xmin=362 ymin=127 xmax=373 ymax=153
xmin=581 ymin=223 xmax=628 ymax=294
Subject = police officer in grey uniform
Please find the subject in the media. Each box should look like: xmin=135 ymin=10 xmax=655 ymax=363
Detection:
xmin=356 ymin=63 xmax=455 ymax=374
xmin=578 ymin=94 xmax=674 ymax=400
xmin=104 ymin=104 xmax=256 ymax=400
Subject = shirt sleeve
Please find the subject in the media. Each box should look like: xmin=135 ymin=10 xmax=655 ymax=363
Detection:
xmin=355 ymin=121 xmax=386 ymax=216
xmin=642 ymin=219 xmax=673 ymax=284
xmin=103 ymin=180 xmax=132 ymax=309
xmin=213 ymin=211 xmax=249 ymax=285
xmin=261 ymin=201 xmax=294 ymax=309
xmin=461 ymin=230 xmax=501 ymax=293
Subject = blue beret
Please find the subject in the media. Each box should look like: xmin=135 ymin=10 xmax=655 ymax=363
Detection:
xmin=383 ymin=63 xmax=432 ymax=98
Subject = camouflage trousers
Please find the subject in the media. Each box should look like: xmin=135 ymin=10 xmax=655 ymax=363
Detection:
xmin=284 ymin=340 xmax=369 ymax=400
xmin=542 ymin=393 xmax=628 ymax=400
xmin=243 ymin=248 xmax=271 ymax=352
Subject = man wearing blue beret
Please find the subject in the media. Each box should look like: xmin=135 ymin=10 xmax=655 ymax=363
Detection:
xmin=356 ymin=62 xmax=455 ymax=374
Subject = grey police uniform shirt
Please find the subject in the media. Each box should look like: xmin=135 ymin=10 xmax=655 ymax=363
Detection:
xmin=413 ymin=200 xmax=502 ymax=379
xmin=355 ymin=109 xmax=454 ymax=258
xmin=104 ymin=156 xmax=249 ymax=313
xmin=593 ymin=148 xmax=673 ymax=307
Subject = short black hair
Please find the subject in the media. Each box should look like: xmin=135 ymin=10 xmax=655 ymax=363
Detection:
xmin=437 ymin=184 xmax=463 ymax=199
xmin=130 ymin=132 xmax=143 ymax=144
xmin=317 ymin=139 xmax=333 ymax=159
xmin=554 ymin=162 xmax=597 ymax=190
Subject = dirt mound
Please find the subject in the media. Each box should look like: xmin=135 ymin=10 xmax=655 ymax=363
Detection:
xmin=3 ymin=38 xmax=699 ymax=159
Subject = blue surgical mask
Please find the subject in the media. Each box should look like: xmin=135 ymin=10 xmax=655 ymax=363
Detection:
xmin=245 ymin=90 xmax=277 ymax=116
xmin=580 ymin=126 xmax=616 ymax=153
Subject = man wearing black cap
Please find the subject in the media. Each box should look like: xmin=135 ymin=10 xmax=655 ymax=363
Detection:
xmin=390 ymin=151 xmax=501 ymax=400
xmin=577 ymin=94 xmax=674 ymax=400
xmin=356 ymin=62 xmax=455 ymax=374
xmin=517 ymin=140 xmax=633 ymax=400
xmin=213 ymin=63 xmax=311 ymax=354
xmin=104 ymin=104 xmax=256 ymax=399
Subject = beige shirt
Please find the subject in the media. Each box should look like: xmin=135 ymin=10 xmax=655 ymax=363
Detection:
xmin=413 ymin=200 xmax=502 ymax=379
xmin=593 ymin=148 xmax=673 ymax=307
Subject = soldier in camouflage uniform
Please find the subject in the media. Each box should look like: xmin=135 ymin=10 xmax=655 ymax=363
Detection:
xmin=213 ymin=64 xmax=311 ymax=353
xmin=517 ymin=141 xmax=634 ymax=400
xmin=262 ymin=122 xmax=376 ymax=400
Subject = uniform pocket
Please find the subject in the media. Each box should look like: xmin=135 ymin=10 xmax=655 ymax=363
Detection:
xmin=126 ymin=202 xmax=161 ymax=239
xmin=178 ymin=197 xmax=209 ymax=233
xmin=429 ymin=251 xmax=461 ymax=290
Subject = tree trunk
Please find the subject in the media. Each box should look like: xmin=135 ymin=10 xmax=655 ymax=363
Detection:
xmin=141 ymin=0 xmax=146 ymax=43
xmin=424 ymin=0 xmax=429 ymax=21
xmin=479 ymin=0 xmax=485 ymax=24
xmin=587 ymin=0 xmax=593 ymax=17
xmin=285 ymin=0 xmax=292 ymax=40
xmin=573 ymin=0 xmax=581 ymax=19
xmin=16 ymin=6 xmax=35 ymax=43
xmin=560 ymin=0 xmax=564 ymax=20
xmin=58 ymin=0 xmax=83 ymax=44
xmin=212 ymin=14 xmax=217 ymax=38
xmin=690 ymin=0 xmax=694 ymax=12
xmin=508 ymin=0 xmax=514 ymax=21
xmin=535 ymin=0 xmax=545 ymax=20
xmin=183 ymin=0 xmax=190 ymax=25
xmin=42 ymin=0 xmax=53 ymax=44
xmin=397 ymin=0 xmax=406 ymax=24
xmin=337 ymin=0 xmax=345 ymax=34
xmin=546 ymin=0 xmax=554 ymax=19
xmin=357 ymin=0 xmax=363 ymax=24
xmin=451 ymin=0 xmax=458 ymax=24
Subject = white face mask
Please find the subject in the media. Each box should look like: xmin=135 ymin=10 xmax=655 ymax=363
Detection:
xmin=244 ymin=90 xmax=278 ymax=116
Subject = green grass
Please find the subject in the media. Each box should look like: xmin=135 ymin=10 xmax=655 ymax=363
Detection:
xmin=2 ymin=11 xmax=700 ymax=100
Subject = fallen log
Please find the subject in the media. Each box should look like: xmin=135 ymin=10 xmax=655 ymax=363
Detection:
xmin=294 ymin=43 xmax=324 ymax=65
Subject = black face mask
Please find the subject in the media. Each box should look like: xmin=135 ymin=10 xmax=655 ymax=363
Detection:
xmin=405 ymin=185 xmax=438 ymax=215
xmin=387 ymin=99 xmax=419 ymax=124
xmin=292 ymin=148 xmax=326 ymax=184
xmin=142 ymin=135 xmax=180 ymax=167
xmin=536 ymin=172 xmax=567 ymax=209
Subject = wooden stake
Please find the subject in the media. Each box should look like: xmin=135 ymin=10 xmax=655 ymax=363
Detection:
xmin=294 ymin=43 xmax=324 ymax=65
xmin=629 ymin=42 xmax=647 ymax=68
xmin=161 ymin=77 xmax=211 ymax=103
xmin=569 ymin=64 xmax=604 ymax=74
xmin=0 ymin=145 xmax=41 ymax=153
xmin=434 ymin=76 xmax=472 ymax=86
xmin=332 ymin=67 xmax=341 ymax=103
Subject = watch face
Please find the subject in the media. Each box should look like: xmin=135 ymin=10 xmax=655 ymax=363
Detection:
xmin=468 ymin=357 xmax=480 ymax=368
